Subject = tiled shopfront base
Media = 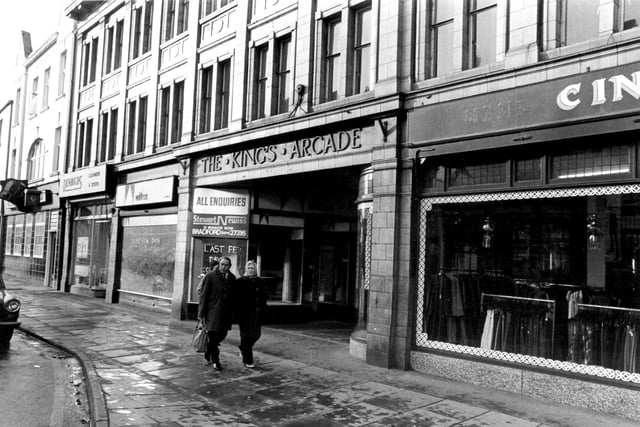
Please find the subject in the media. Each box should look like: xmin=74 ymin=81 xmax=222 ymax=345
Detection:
xmin=411 ymin=351 xmax=640 ymax=421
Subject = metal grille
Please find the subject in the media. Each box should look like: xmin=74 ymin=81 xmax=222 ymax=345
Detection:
xmin=364 ymin=207 xmax=372 ymax=290
xmin=416 ymin=183 xmax=640 ymax=384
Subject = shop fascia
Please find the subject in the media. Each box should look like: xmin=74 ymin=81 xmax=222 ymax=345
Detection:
xmin=556 ymin=70 xmax=640 ymax=111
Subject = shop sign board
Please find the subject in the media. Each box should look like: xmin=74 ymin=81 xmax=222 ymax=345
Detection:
xmin=59 ymin=165 xmax=108 ymax=198
xmin=192 ymin=188 xmax=249 ymax=238
xmin=408 ymin=62 xmax=640 ymax=143
xmin=50 ymin=211 xmax=58 ymax=232
xmin=195 ymin=128 xmax=367 ymax=176
xmin=115 ymin=176 xmax=175 ymax=207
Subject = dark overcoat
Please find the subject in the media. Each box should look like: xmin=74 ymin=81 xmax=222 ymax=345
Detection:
xmin=233 ymin=275 xmax=267 ymax=338
xmin=198 ymin=269 xmax=235 ymax=332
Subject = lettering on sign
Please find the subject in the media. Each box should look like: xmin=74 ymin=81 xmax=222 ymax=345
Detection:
xmin=557 ymin=71 xmax=640 ymax=111
xmin=198 ymin=128 xmax=364 ymax=175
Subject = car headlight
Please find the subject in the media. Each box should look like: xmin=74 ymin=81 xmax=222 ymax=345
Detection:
xmin=5 ymin=299 xmax=20 ymax=313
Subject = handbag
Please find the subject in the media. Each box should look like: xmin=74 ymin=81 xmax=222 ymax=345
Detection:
xmin=192 ymin=320 xmax=208 ymax=353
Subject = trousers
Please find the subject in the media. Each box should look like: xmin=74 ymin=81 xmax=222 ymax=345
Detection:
xmin=206 ymin=330 xmax=228 ymax=363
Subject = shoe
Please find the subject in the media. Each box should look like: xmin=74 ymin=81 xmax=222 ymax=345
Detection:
xmin=212 ymin=362 xmax=223 ymax=371
xmin=244 ymin=363 xmax=255 ymax=369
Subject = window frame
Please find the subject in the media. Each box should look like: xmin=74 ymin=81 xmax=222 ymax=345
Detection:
xmin=273 ymin=35 xmax=292 ymax=115
xmin=27 ymin=138 xmax=45 ymax=181
xmin=215 ymin=59 xmax=231 ymax=130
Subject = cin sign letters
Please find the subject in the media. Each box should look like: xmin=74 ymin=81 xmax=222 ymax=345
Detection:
xmin=197 ymin=128 xmax=364 ymax=176
xmin=557 ymin=71 xmax=640 ymax=111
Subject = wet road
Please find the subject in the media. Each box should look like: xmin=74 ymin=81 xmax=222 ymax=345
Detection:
xmin=0 ymin=331 xmax=90 ymax=427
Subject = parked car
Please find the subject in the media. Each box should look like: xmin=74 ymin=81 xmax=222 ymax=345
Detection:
xmin=0 ymin=276 xmax=20 ymax=343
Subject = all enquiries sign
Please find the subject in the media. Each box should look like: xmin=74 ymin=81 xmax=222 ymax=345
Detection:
xmin=192 ymin=188 xmax=249 ymax=238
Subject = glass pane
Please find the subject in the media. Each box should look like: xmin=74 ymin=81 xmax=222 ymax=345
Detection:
xmin=624 ymin=0 xmax=640 ymax=30
xmin=515 ymin=158 xmax=542 ymax=182
xmin=120 ymin=223 xmax=176 ymax=298
xmin=551 ymin=145 xmax=631 ymax=179
xmin=474 ymin=0 xmax=496 ymax=10
xmin=328 ymin=19 xmax=341 ymax=55
xmin=435 ymin=22 xmax=454 ymax=76
xmin=357 ymin=8 xmax=372 ymax=45
xmin=473 ymin=6 xmax=496 ymax=67
xmin=434 ymin=0 xmax=455 ymax=22
xmin=356 ymin=45 xmax=370 ymax=93
xmin=565 ymin=0 xmax=600 ymax=45
xmin=449 ymin=162 xmax=506 ymax=187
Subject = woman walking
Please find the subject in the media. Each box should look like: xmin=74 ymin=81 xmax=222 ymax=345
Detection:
xmin=233 ymin=260 xmax=267 ymax=368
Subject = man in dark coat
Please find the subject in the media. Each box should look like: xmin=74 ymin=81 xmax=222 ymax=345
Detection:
xmin=233 ymin=260 xmax=267 ymax=368
xmin=198 ymin=256 xmax=235 ymax=370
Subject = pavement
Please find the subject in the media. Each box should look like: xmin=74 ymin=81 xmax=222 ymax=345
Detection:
xmin=8 ymin=277 xmax=640 ymax=427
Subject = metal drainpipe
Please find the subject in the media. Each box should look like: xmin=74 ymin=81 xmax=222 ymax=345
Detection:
xmin=0 ymin=100 xmax=14 ymax=274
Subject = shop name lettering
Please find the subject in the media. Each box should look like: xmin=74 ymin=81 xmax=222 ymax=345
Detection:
xmin=200 ymin=129 xmax=362 ymax=174
xmin=193 ymin=214 xmax=247 ymax=226
xmin=557 ymin=71 xmax=640 ymax=111
xmin=62 ymin=171 xmax=102 ymax=191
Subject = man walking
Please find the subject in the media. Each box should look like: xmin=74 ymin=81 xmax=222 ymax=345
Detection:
xmin=198 ymin=256 xmax=235 ymax=370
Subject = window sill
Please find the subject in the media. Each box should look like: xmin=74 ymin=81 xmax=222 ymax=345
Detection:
xmin=313 ymin=91 xmax=376 ymax=112
xmin=414 ymin=61 xmax=507 ymax=92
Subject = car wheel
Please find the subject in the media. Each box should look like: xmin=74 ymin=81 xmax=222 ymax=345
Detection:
xmin=0 ymin=327 xmax=14 ymax=343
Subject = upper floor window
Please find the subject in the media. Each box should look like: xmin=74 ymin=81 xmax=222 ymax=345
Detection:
xmin=201 ymin=0 xmax=233 ymax=17
xmin=467 ymin=0 xmax=497 ymax=69
xmin=14 ymin=89 xmax=20 ymax=124
xmin=322 ymin=16 xmax=342 ymax=103
xmin=105 ymin=20 xmax=124 ymax=74
xmin=158 ymin=82 xmax=183 ymax=147
xmin=252 ymin=44 xmax=269 ymax=120
xmin=27 ymin=138 xmax=45 ymax=181
xmin=164 ymin=0 xmax=189 ymax=42
xmin=82 ymin=37 xmax=99 ymax=86
xmin=350 ymin=6 xmax=372 ymax=95
xmin=215 ymin=59 xmax=231 ymax=130
xmin=42 ymin=68 xmax=50 ymax=109
xmin=126 ymin=97 xmax=148 ymax=155
xmin=198 ymin=65 xmax=213 ymax=134
xmin=131 ymin=0 xmax=154 ymax=59
xmin=430 ymin=0 xmax=454 ymax=77
xmin=273 ymin=35 xmax=291 ymax=115
xmin=58 ymin=51 xmax=66 ymax=96
xmin=30 ymin=77 xmax=39 ymax=115
xmin=99 ymin=108 xmax=118 ymax=162
xmin=75 ymin=118 xmax=93 ymax=168
xmin=52 ymin=126 xmax=61 ymax=173
xmin=622 ymin=0 xmax=640 ymax=30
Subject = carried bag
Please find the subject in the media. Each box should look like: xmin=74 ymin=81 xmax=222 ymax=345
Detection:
xmin=192 ymin=320 xmax=208 ymax=353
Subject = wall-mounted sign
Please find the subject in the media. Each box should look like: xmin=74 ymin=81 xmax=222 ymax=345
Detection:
xmin=192 ymin=188 xmax=250 ymax=238
xmin=115 ymin=176 xmax=175 ymax=207
xmin=59 ymin=165 xmax=108 ymax=198
xmin=196 ymin=128 xmax=367 ymax=177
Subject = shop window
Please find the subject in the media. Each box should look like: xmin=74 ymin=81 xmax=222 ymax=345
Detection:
xmin=273 ymin=35 xmax=291 ymax=115
xmin=13 ymin=216 xmax=23 ymax=256
xmin=198 ymin=65 xmax=213 ymax=133
xmin=515 ymin=158 xmax=542 ymax=182
xmin=33 ymin=212 xmax=46 ymax=259
xmin=214 ymin=59 xmax=231 ymax=130
xmin=120 ymin=214 xmax=176 ymax=299
xmin=131 ymin=1 xmax=153 ymax=59
xmin=5 ymin=216 xmax=13 ymax=255
xmin=71 ymin=204 xmax=110 ymax=289
xmin=467 ymin=0 xmax=497 ymax=69
xmin=164 ymin=0 xmax=189 ymax=42
xmin=104 ymin=20 xmax=124 ymax=74
xmin=417 ymin=191 xmax=640 ymax=379
xmin=349 ymin=6 xmax=372 ymax=96
xmin=550 ymin=144 xmax=631 ymax=180
xmin=429 ymin=0 xmax=455 ymax=77
xmin=99 ymin=108 xmax=118 ymax=163
xmin=27 ymin=138 xmax=45 ymax=181
xmin=75 ymin=118 xmax=93 ymax=168
xmin=57 ymin=51 xmax=66 ymax=97
xmin=23 ymin=214 xmax=34 ymax=258
xmin=42 ymin=68 xmax=50 ymax=110
xmin=448 ymin=161 xmax=506 ymax=187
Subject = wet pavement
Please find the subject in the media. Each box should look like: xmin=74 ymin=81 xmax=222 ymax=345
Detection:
xmin=10 ymin=277 xmax=640 ymax=427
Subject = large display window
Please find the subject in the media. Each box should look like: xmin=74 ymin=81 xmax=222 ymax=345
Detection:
xmin=71 ymin=204 xmax=111 ymax=291
xmin=120 ymin=214 xmax=176 ymax=299
xmin=416 ymin=186 xmax=640 ymax=382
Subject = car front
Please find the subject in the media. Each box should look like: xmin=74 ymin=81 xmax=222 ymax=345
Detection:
xmin=0 ymin=279 xmax=21 ymax=342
